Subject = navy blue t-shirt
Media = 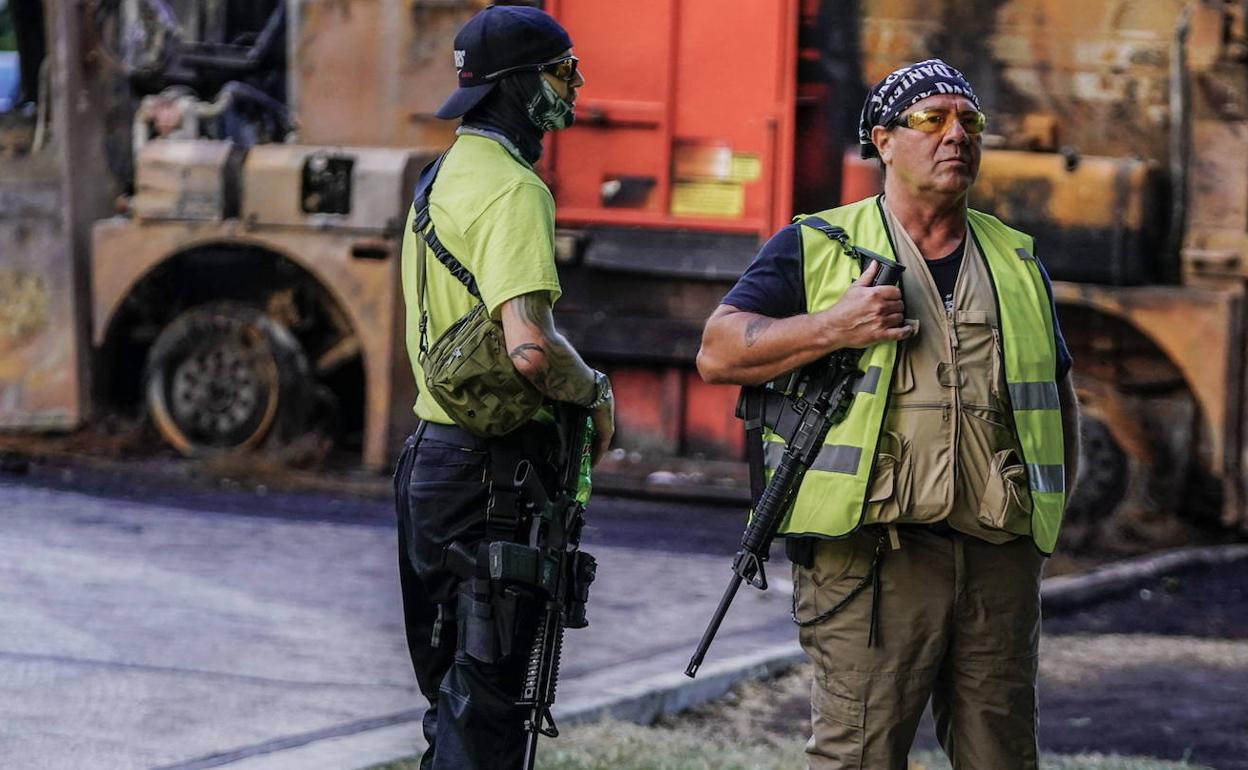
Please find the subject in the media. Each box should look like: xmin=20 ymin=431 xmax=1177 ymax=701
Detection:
xmin=722 ymin=224 xmax=1073 ymax=380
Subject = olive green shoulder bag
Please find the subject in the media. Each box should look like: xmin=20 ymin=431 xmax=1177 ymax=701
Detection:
xmin=411 ymin=154 xmax=544 ymax=436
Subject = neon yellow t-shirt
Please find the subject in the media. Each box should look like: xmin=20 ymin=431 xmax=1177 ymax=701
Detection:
xmin=401 ymin=133 xmax=563 ymax=424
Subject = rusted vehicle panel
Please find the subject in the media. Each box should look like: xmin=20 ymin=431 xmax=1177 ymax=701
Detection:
xmin=92 ymin=216 xmax=408 ymax=469
xmin=862 ymin=0 xmax=1185 ymax=158
xmin=1053 ymin=282 xmax=1246 ymax=531
xmin=132 ymin=139 xmax=244 ymax=221
xmin=289 ymin=0 xmax=477 ymax=150
xmin=241 ymin=144 xmax=420 ymax=233
xmin=0 ymin=1 xmax=116 ymax=431
xmin=972 ymin=151 xmax=1165 ymax=284
xmin=0 ymin=178 xmax=77 ymax=428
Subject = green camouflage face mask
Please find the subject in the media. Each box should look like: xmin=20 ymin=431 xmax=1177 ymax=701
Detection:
xmin=527 ymin=77 xmax=575 ymax=131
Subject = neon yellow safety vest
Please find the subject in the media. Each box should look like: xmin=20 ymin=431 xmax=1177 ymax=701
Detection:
xmin=771 ymin=196 xmax=1066 ymax=553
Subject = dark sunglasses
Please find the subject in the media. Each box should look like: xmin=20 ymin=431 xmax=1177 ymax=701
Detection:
xmin=487 ymin=55 xmax=580 ymax=83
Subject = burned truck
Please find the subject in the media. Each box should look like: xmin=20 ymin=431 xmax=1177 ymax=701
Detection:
xmin=1 ymin=0 xmax=1246 ymax=551
xmin=1 ymin=0 xmax=457 ymax=470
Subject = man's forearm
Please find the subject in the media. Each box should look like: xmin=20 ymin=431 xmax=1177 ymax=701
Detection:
xmin=502 ymin=293 xmax=597 ymax=405
xmin=509 ymin=331 xmax=597 ymax=405
xmin=698 ymin=308 xmax=841 ymax=386
xmin=699 ymin=270 xmax=912 ymax=386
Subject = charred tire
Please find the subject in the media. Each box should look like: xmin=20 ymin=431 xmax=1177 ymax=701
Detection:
xmin=144 ymin=302 xmax=312 ymax=455
xmin=1062 ymin=414 xmax=1130 ymax=549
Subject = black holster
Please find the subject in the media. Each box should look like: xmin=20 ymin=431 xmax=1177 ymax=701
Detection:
xmin=785 ymin=537 xmax=816 ymax=568
xmin=458 ymin=577 xmax=540 ymax=664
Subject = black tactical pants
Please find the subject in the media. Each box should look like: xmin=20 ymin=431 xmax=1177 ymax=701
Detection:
xmin=394 ymin=422 xmax=544 ymax=770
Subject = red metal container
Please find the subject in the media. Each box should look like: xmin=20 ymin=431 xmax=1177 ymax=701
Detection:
xmin=542 ymin=0 xmax=828 ymax=472
xmin=544 ymin=0 xmax=799 ymax=241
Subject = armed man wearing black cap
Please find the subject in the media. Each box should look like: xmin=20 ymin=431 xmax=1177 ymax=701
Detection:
xmin=699 ymin=59 xmax=1080 ymax=768
xmin=392 ymin=6 xmax=613 ymax=769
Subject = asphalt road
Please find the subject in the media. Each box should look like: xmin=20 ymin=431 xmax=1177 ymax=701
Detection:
xmin=0 ymin=464 xmax=783 ymax=770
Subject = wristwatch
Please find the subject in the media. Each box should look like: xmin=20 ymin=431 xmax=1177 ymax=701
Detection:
xmin=585 ymin=370 xmax=612 ymax=409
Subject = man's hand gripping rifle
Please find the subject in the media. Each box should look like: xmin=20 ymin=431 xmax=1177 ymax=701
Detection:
xmin=685 ymin=244 xmax=903 ymax=678
xmin=489 ymin=407 xmax=597 ymax=770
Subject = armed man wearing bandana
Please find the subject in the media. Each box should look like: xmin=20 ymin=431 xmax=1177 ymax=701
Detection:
xmin=394 ymin=6 xmax=614 ymax=770
xmin=699 ymin=60 xmax=1081 ymax=769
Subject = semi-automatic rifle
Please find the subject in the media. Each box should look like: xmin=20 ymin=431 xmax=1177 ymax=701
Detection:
xmin=487 ymin=407 xmax=597 ymax=770
xmin=686 ymin=242 xmax=903 ymax=678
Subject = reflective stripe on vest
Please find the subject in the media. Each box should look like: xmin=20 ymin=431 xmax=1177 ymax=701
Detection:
xmin=968 ymin=208 xmax=1066 ymax=552
xmin=767 ymin=198 xmax=1066 ymax=552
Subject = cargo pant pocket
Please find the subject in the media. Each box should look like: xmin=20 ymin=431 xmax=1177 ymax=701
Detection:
xmin=804 ymin=532 xmax=877 ymax=588
xmin=794 ymin=531 xmax=880 ymax=648
xmin=809 ymin=681 xmax=866 ymax=770
xmin=977 ymin=448 xmax=1033 ymax=535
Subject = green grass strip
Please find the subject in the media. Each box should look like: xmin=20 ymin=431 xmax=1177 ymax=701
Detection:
xmin=374 ymin=722 xmax=1214 ymax=770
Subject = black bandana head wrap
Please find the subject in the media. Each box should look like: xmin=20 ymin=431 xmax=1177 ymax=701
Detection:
xmin=858 ymin=59 xmax=980 ymax=158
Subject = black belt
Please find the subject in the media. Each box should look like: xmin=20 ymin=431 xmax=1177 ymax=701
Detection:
xmin=418 ymin=419 xmax=560 ymax=459
xmin=892 ymin=520 xmax=956 ymax=536
xmin=419 ymin=420 xmax=490 ymax=450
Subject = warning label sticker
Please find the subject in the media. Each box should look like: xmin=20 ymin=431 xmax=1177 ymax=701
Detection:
xmin=671 ymin=181 xmax=745 ymax=219
xmin=730 ymin=153 xmax=761 ymax=182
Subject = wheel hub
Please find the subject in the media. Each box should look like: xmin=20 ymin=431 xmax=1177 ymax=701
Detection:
xmin=170 ymin=337 xmax=267 ymax=440
xmin=146 ymin=302 xmax=313 ymax=456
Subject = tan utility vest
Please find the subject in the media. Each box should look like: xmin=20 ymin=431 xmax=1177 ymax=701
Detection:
xmin=877 ymin=206 xmax=1030 ymax=543
xmin=770 ymin=196 xmax=1066 ymax=552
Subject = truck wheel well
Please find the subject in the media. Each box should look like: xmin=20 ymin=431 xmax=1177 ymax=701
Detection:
xmin=1057 ymin=302 xmax=1223 ymax=551
xmin=96 ymin=244 xmax=366 ymax=454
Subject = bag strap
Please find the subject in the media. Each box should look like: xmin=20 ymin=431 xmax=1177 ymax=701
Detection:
xmin=411 ymin=152 xmax=485 ymax=356
xmin=737 ymin=388 xmax=767 ymax=510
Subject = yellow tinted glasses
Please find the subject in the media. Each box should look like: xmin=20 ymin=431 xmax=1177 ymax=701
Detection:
xmin=894 ymin=108 xmax=987 ymax=135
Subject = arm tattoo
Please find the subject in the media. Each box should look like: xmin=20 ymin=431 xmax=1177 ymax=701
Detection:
xmin=509 ymin=343 xmax=545 ymax=366
xmin=510 ymin=294 xmax=596 ymax=404
xmin=516 ymin=294 xmax=550 ymax=326
xmin=744 ymin=317 xmax=774 ymax=348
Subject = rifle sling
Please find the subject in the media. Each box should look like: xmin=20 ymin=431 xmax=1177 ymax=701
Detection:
xmin=739 ymin=382 xmax=812 ymax=506
xmin=738 ymin=387 xmax=767 ymax=511
xmin=486 ymin=444 xmax=528 ymax=544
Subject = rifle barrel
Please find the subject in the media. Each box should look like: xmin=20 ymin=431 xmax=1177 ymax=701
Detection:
xmin=685 ymin=572 xmax=744 ymax=678
xmin=522 ymin=720 xmax=541 ymax=770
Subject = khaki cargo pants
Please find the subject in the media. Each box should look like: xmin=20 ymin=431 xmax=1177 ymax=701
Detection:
xmin=793 ymin=524 xmax=1044 ymax=770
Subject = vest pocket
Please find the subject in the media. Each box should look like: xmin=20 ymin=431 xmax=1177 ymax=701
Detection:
xmin=865 ymin=430 xmax=910 ymax=523
xmin=977 ymin=448 xmax=1034 ymax=535
xmin=892 ymin=332 xmax=916 ymax=394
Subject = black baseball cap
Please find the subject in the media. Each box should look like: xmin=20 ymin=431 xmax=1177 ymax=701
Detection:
xmin=435 ymin=5 xmax=574 ymax=120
